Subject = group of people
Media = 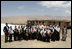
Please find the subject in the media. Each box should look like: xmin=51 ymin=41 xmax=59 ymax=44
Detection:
xmin=3 ymin=23 xmax=67 ymax=43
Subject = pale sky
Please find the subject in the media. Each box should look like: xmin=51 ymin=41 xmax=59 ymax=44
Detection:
xmin=1 ymin=1 xmax=71 ymax=17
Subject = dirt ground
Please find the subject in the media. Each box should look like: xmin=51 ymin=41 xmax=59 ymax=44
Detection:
xmin=1 ymin=29 xmax=71 ymax=48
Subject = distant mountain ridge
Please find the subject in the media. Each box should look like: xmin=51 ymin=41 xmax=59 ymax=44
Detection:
xmin=1 ymin=15 xmax=71 ymax=24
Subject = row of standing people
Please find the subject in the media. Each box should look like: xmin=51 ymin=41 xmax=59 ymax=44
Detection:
xmin=3 ymin=23 xmax=67 ymax=43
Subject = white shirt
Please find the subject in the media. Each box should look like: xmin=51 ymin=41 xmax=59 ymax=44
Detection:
xmin=24 ymin=27 xmax=26 ymax=30
xmin=18 ymin=28 xmax=21 ymax=32
xmin=33 ymin=27 xmax=37 ymax=32
xmin=40 ymin=25 xmax=44 ymax=29
xmin=46 ymin=30 xmax=51 ymax=34
xmin=8 ymin=28 xmax=14 ymax=34
xmin=57 ymin=27 xmax=60 ymax=32
xmin=44 ymin=26 xmax=46 ymax=28
xmin=6 ymin=26 xmax=9 ymax=30
xmin=43 ymin=30 xmax=46 ymax=36
xmin=47 ymin=26 xmax=49 ymax=28
xmin=40 ymin=30 xmax=44 ymax=34
xmin=52 ymin=29 xmax=54 ymax=32
xmin=55 ymin=26 xmax=60 ymax=32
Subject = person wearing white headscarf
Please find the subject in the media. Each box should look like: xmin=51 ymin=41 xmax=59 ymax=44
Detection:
xmin=8 ymin=26 xmax=14 ymax=42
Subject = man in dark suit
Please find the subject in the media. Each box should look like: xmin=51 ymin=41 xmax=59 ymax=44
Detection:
xmin=3 ymin=23 xmax=9 ymax=43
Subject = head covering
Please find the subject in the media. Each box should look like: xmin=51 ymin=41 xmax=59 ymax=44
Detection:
xmin=58 ymin=26 xmax=60 ymax=28
xmin=15 ymin=25 xmax=17 ymax=29
xmin=15 ymin=25 xmax=17 ymax=27
xmin=47 ymin=28 xmax=49 ymax=30
xmin=44 ymin=28 xmax=46 ymax=31
xmin=50 ymin=25 xmax=52 ymax=27
xmin=21 ymin=25 xmax=23 ymax=28
xmin=52 ymin=27 xmax=54 ymax=29
xmin=10 ymin=26 xmax=12 ymax=29
xmin=18 ymin=25 xmax=20 ymax=28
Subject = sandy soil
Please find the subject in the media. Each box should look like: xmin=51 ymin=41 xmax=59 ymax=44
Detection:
xmin=1 ymin=29 xmax=71 ymax=48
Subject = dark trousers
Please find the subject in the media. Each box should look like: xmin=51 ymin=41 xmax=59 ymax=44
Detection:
xmin=56 ymin=32 xmax=60 ymax=41
xmin=14 ymin=33 xmax=18 ymax=41
xmin=43 ymin=36 xmax=46 ymax=41
xmin=14 ymin=33 xmax=16 ymax=41
xmin=18 ymin=33 xmax=23 ymax=40
xmin=34 ymin=32 xmax=37 ymax=39
xmin=5 ymin=33 xmax=9 ymax=42
xmin=21 ymin=33 xmax=24 ymax=40
xmin=18 ymin=34 xmax=21 ymax=40
xmin=36 ymin=33 xmax=39 ymax=40
xmin=51 ymin=33 xmax=55 ymax=41
xmin=31 ymin=33 xmax=35 ymax=39
xmin=55 ymin=30 xmax=60 ymax=41
xmin=9 ymin=34 xmax=12 ymax=42
xmin=46 ymin=34 xmax=50 ymax=42
xmin=38 ymin=33 xmax=42 ymax=41
xmin=29 ymin=33 xmax=32 ymax=39
xmin=23 ymin=33 xmax=25 ymax=39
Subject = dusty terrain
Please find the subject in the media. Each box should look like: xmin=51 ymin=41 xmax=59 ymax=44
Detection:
xmin=1 ymin=29 xmax=71 ymax=48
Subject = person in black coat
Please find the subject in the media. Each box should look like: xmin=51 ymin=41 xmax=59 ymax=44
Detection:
xmin=3 ymin=23 xmax=9 ymax=43
xmin=13 ymin=26 xmax=19 ymax=41
xmin=20 ymin=26 xmax=24 ymax=40
xmin=46 ymin=28 xmax=51 ymax=42
xmin=51 ymin=29 xmax=56 ymax=41
xmin=37 ymin=28 xmax=41 ymax=40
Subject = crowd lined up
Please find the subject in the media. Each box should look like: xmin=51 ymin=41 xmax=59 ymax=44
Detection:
xmin=3 ymin=23 xmax=67 ymax=43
